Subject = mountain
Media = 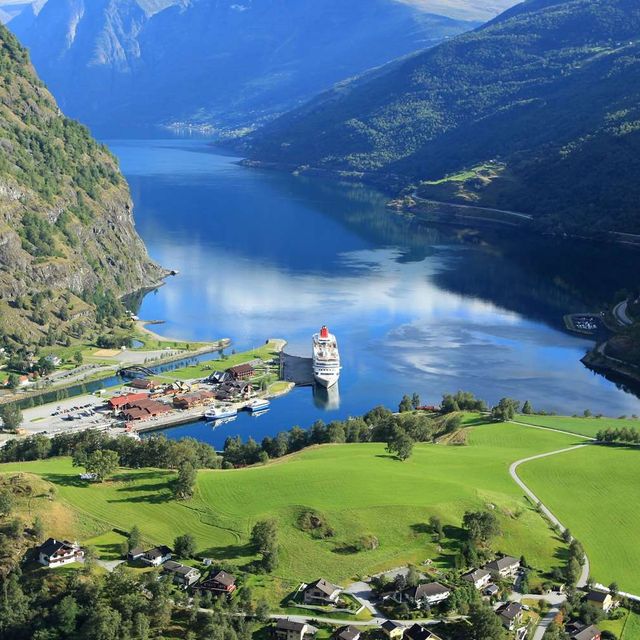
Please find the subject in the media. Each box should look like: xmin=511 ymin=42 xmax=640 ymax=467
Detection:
xmin=9 ymin=0 xmax=486 ymax=133
xmin=245 ymin=0 xmax=640 ymax=235
xmin=0 ymin=24 xmax=162 ymax=347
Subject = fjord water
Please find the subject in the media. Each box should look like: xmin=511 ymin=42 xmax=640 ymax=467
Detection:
xmin=111 ymin=139 xmax=640 ymax=447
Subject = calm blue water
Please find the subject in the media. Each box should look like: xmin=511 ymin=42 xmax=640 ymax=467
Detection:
xmin=108 ymin=138 xmax=640 ymax=447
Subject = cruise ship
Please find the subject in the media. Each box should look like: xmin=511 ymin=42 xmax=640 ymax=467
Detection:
xmin=312 ymin=326 xmax=341 ymax=388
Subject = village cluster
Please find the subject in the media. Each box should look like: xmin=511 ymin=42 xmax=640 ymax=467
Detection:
xmin=34 ymin=537 xmax=615 ymax=640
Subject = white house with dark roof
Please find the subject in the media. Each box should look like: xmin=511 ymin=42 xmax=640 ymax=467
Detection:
xmin=302 ymin=578 xmax=342 ymax=604
xmin=37 ymin=538 xmax=84 ymax=567
xmin=404 ymin=582 xmax=451 ymax=607
xmin=275 ymin=619 xmax=318 ymax=640
xmin=461 ymin=568 xmax=491 ymax=589
xmin=484 ymin=555 xmax=520 ymax=578
xmin=141 ymin=545 xmax=172 ymax=566
xmin=496 ymin=601 xmax=524 ymax=631
xmin=381 ymin=620 xmax=404 ymax=640
xmin=568 ymin=624 xmax=602 ymax=640
xmin=585 ymin=590 xmax=614 ymax=612
xmin=162 ymin=560 xmax=201 ymax=587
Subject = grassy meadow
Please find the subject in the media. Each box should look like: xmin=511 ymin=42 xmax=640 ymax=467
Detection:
xmin=519 ymin=443 xmax=640 ymax=594
xmin=0 ymin=422 xmax=580 ymax=602
xmin=513 ymin=414 xmax=640 ymax=438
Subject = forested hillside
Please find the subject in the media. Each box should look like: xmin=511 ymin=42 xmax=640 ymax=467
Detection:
xmin=0 ymin=25 xmax=161 ymax=348
xmin=246 ymin=0 xmax=640 ymax=235
xmin=10 ymin=0 xmax=480 ymax=133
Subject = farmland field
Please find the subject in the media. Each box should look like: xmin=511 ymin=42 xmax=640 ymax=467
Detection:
xmin=0 ymin=422 xmax=579 ymax=600
xmin=519 ymin=444 xmax=640 ymax=595
xmin=513 ymin=414 xmax=640 ymax=438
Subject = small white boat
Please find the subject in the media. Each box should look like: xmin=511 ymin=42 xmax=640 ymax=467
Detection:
xmin=211 ymin=415 xmax=237 ymax=427
xmin=204 ymin=405 xmax=238 ymax=420
xmin=251 ymin=409 xmax=270 ymax=418
xmin=245 ymin=398 xmax=270 ymax=412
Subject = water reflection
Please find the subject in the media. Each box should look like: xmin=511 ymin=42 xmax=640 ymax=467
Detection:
xmin=107 ymin=138 xmax=640 ymax=445
xmin=313 ymin=384 xmax=341 ymax=411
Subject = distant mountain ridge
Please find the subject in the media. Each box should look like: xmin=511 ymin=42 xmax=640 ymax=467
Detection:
xmin=245 ymin=0 xmax=640 ymax=235
xmin=9 ymin=0 xmax=485 ymax=133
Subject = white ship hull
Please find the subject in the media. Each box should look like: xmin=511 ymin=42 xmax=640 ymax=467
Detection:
xmin=312 ymin=326 xmax=341 ymax=388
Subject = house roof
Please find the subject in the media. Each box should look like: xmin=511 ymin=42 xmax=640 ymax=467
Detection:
xmin=306 ymin=578 xmax=340 ymax=596
xmin=461 ymin=568 xmax=491 ymax=583
xmin=164 ymin=561 xmax=199 ymax=576
xmin=484 ymin=556 xmax=520 ymax=572
xmin=410 ymin=582 xmax=450 ymax=599
xmin=145 ymin=545 xmax=172 ymax=558
xmin=38 ymin=538 xmax=75 ymax=556
xmin=228 ymin=363 xmax=254 ymax=375
xmin=484 ymin=584 xmax=500 ymax=595
xmin=211 ymin=570 xmax=236 ymax=587
xmin=497 ymin=602 xmax=524 ymax=621
xmin=382 ymin=620 xmax=402 ymax=632
xmin=570 ymin=625 xmax=601 ymax=640
xmin=403 ymin=623 xmax=440 ymax=640
xmin=277 ymin=619 xmax=308 ymax=632
xmin=336 ymin=626 xmax=360 ymax=640
xmin=586 ymin=590 xmax=610 ymax=603
xmin=128 ymin=546 xmax=144 ymax=556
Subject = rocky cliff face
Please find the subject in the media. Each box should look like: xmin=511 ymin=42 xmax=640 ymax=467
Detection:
xmin=0 ymin=24 xmax=162 ymax=345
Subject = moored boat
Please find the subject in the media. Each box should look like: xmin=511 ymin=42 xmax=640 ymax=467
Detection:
xmin=245 ymin=398 xmax=270 ymax=412
xmin=204 ymin=405 xmax=238 ymax=420
xmin=312 ymin=325 xmax=341 ymax=388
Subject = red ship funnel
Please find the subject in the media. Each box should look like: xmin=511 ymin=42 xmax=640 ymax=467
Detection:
xmin=320 ymin=326 xmax=329 ymax=338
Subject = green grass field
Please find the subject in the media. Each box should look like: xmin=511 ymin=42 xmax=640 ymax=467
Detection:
xmin=0 ymin=422 xmax=579 ymax=602
xmin=599 ymin=609 xmax=640 ymax=640
xmin=519 ymin=444 xmax=640 ymax=595
xmin=513 ymin=414 xmax=640 ymax=438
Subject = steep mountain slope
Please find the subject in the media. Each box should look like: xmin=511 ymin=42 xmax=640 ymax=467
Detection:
xmin=10 ymin=0 xmax=483 ymax=132
xmin=246 ymin=0 xmax=640 ymax=235
xmin=0 ymin=24 xmax=161 ymax=347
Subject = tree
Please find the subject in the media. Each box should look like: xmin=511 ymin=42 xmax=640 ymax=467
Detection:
xmin=128 ymin=525 xmax=142 ymax=552
xmin=462 ymin=510 xmax=500 ymax=545
xmin=83 ymin=449 xmax=119 ymax=482
xmin=428 ymin=515 xmax=444 ymax=541
xmin=251 ymin=519 xmax=278 ymax=572
xmin=255 ymin=599 xmax=270 ymax=623
xmin=386 ymin=427 xmax=414 ymax=461
xmin=491 ymin=398 xmax=520 ymax=422
xmin=74 ymin=351 xmax=83 ymax=366
xmin=608 ymin=582 xmax=619 ymax=596
xmin=174 ymin=533 xmax=196 ymax=559
xmin=562 ymin=528 xmax=572 ymax=543
xmin=406 ymin=565 xmax=420 ymax=588
xmin=0 ymin=490 xmax=13 ymax=517
xmin=33 ymin=514 xmax=45 ymax=542
xmin=411 ymin=393 xmax=421 ymax=410
xmin=7 ymin=373 xmax=20 ymax=390
xmin=174 ymin=461 xmax=197 ymax=499
xmin=467 ymin=602 xmax=507 ymax=640
xmin=399 ymin=395 xmax=413 ymax=413
xmin=0 ymin=404 xmax=23 ymax=432
xmin=522 ymin=400 xmax=533 ymax=414
xmin=53 ymin=595 xmax=79 ymax=636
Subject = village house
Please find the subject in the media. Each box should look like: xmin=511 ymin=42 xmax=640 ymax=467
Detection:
xmin=585 ymin=590 xmax=614 ymax=612
xmin=127 ymin=378 xmax=157 ymax=391
xmin=141 ymin=545 xmax=172 ymax=566
xmin=173 ymin=389 xmax=216 ymax=410
xmin=37 ymin=538 xmax=84 ymax=567
xmin=334 ymin=626 xmax=360 ymax=640
xmin=403 ymin=623 xmax=442 ymax=640
xmin=404 ymin=582 xmax=451 ymax=607
xmin=484 ymin=555 xmax=520 ymax=578
xmin=216 ymin=380 xmax=253 ymax=401
xmin=496 ymin=602 xmax=524 ymax=631
xmin=127 ymin=546 xmax=145 ymax=561
xmin=108 ymin=392 xmax=149 ymax=410
xmin=302 ymin=578 xmax=342 ymax=605
xmin=461 ymin=568 xmax=492 ymax=590
xmin=567 ymin=623 xmax=602 ymax=640
xmin=381 ymin=620 xmax=404 ymax=640
xmin=208 ymin=370 xmax=232 ymax=384
xmin=275 ymin=619 xmax=318 ymax=640
xmin=483 ymin=584 xmax=500 ymax=598
xmin=122 ymin=398 xmax=172 ymax=422
xmin=227 ymin=363 xmax=255 ymax=380
xmin=162 ymin=560 xmax=201 ymax=587
xmin=197 ymin=569 xmax=237 ymax=594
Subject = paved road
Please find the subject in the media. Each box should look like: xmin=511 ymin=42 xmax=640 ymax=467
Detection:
xmin=613 ymin=300 xmax=634 ymax=327
xmin=509 ymin=443 xmax=591 ymax=588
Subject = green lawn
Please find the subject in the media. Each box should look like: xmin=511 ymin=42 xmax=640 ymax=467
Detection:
xmin=513 ymin=414 xmax=640 ymax=438
xmin=0 ymin=422 xmax=579 ymax=603
xmin=169 ymin=340 xmax=281 ymax=381
xmin=599 ymin=609 xmax=640 ymax=640
xmin=519 ymin=444 xmax=640 ymax=595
